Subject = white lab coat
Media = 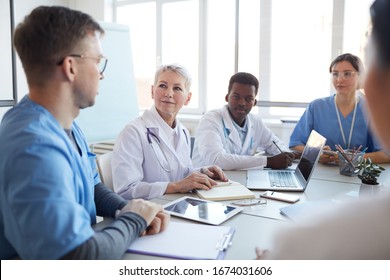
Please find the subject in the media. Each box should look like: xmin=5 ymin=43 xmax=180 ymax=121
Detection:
xmin=112 ymin=106 xmax=194 ymax=200
xmin=192 ymin=105 xmax=286 ymax=170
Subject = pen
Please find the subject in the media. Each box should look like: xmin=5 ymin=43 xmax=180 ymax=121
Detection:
xmin=351 ymin=145 xmax=363 ymax=160
xmin=335 ymin=144 xmax=355 ymax=168
xmin=272 ymin=141 xmax=284 ymax=154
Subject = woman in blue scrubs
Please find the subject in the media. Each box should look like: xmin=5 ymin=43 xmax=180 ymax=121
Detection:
xmin=289 ymin=53 xmax=390 ymax=164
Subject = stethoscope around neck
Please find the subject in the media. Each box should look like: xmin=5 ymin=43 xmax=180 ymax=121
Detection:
xmin=146 ymin=127 xmax=173 ymax=172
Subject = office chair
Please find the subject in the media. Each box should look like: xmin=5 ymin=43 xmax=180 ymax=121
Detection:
xmin=96 ymin=151 xmax=113 ymax=190
xmin=190 ymin=136 xmax=195 ymax=159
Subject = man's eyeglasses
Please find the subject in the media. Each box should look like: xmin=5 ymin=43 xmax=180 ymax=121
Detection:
xmin=330 ymin=71 xmax=357 ymax=80
xmin=57 ymin=54 xmax=108 ymax=74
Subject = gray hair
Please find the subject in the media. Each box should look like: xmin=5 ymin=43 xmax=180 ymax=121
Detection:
xmin=154 ymin=64 xmax=192 ymax=92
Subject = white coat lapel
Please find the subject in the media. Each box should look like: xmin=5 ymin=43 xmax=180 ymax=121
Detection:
xmin=241 ymin=117 xmax=255 ymax=155
xmin=143 ymin=108 xmax=190 ymax=167
xmin=222 ymin=106 xmax=243 ymax=153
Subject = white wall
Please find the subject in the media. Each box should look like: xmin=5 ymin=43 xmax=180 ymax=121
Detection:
xmin=0 ymin=0 xmax=109 ymax=121
xmin=11 ymin=0 xmax=69 ymax=111
xmin=69 ymin=0 xmax=113 ymax=22
xmin=1 ymin=1 xmax=15 ymax=102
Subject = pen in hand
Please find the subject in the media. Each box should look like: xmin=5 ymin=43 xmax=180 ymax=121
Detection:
xmin=272 ymin=141 xmax=284 ymax=154
xmin=271 ymin=140 xmax=294 ymax=167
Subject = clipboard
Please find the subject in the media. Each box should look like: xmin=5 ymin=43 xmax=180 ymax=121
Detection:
xmin=128 ymin=221 xmax=235 ymax=259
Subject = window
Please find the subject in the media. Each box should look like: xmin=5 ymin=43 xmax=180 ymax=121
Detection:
xmin=343 ymin=0 xmax=374 ymax=62
xmin=0 ymin=0 xmax=16 ymax=107
xmin=114 ymin=0 xmax=374 ymax=118
xmin=116 ymin=1 xmax=156 ymax=109
xmin=256 ymin=0 xmax=333 ymax=118
xmin=206 ymin=0 xmax=236 ymax=111
xmin=161 ymin=0 xmax=199 ymax=110
xmin=115 ymin=0 xmax=200 ymax=112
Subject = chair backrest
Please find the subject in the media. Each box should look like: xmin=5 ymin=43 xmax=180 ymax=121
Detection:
xmin=96 ymin=152 xmax=113 ymax=190
xmin=190 ymin=136 xmax=195 ymax=159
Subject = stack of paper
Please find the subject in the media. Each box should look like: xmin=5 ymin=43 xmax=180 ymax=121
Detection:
xmin=194 ymin=180 xmax=256 ymax=201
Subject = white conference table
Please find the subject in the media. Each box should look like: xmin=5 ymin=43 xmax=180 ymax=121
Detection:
xmin=103 ymin=162 xmax=389 ymax=260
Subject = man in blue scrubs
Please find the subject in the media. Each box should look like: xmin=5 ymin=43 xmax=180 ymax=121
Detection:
xmin=0 ymin=6 xmax=169 ymax=259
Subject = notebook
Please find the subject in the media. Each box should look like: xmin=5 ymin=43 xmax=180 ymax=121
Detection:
xmin=194 ymin=180 xmax=256 ymax=201
xmin=246 ymin=130 xmax=326 ymax=192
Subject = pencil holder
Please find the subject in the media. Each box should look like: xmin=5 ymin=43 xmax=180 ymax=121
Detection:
xmin=338 ymin=149 xmax=365 ymax=176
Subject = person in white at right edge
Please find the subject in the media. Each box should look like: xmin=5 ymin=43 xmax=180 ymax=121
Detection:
xmin=256 ymin=0 xmax=390 ymax=259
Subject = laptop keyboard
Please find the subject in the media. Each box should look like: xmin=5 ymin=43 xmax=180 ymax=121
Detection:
xmin=269 ymin=171 xmax=298 ymax=188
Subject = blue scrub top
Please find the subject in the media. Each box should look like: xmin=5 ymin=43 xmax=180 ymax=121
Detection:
xmin=0 ymin=96 xmax=101 ymax=259
xmin=289 ymin=95 xmax=382 ymax=152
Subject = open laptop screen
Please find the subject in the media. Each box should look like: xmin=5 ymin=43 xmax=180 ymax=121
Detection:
xmin=296 ymin=130 xmax=326 ymax=181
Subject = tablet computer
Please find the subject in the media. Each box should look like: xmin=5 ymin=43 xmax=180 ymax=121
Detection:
xmin=164 ymin=196 xmax=244 ymax=225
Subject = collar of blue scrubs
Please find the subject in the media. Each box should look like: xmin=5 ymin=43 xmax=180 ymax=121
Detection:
xmin=64 ymin=128 xmax=81 ymax=155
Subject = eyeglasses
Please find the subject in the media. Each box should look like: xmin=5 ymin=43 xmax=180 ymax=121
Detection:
xmin=57 ymin=54 xmax=108 ymax=74
xmin=330 ymin=71 xmax=357 ymax=80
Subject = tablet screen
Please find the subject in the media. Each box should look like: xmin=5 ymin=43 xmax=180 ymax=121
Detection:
xmin=164 ymin=196 xmax=243 ymax=225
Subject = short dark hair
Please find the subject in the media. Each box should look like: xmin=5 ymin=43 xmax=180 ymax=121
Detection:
xmin=228 ymin=72 xmax=259 ymax=96
xmin=329 ymin=53 xmax=364 ymax=74
xmin=370 ymin=0 xmax=390 ymax=68
xmin=13 ymin=6 xmax=104 ymax=86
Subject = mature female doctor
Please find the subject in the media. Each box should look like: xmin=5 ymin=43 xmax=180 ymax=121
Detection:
xmin=112 ymin=64 xmax=227 ymax=200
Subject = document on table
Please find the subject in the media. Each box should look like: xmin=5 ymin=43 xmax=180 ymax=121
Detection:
xmin=128 ymin=221 xmax=235 ymax=259
xmin=194 ymin=180 xmax=256 ymax=201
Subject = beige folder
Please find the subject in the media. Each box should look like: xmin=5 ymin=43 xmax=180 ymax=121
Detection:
xmin=194 ymin=180 xmax=255 ymax=201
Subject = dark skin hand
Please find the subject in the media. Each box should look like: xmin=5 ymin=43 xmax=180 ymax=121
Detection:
xmin=266 ymin=152 xmax=297 ymax=169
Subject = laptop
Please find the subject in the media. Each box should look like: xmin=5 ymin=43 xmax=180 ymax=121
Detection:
xmin=246 ymin=130 xmax=326 ymax=192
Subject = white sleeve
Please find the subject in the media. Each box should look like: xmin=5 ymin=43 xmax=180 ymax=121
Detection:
xmin=253 ymin=116 xmax=288 ymax=155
